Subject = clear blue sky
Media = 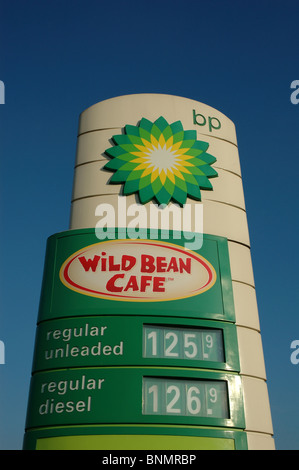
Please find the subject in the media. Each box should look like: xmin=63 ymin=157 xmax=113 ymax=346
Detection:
xmin=0 ymin=0 xmax=299 ymax=450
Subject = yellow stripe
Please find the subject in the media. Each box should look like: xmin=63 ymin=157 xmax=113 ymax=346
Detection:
xmin=176 ymin=165 xmax=191 ymax=174
xmin=133 ymin=163 xmax=151 ymax=171
xmin=167 ymin=169 xmax=175 ymax=184
xmin=173 ymin=147 xmax=190 ymax=156
xmin=171 ymin=141 xmax=183 ymax=151
xmin=151 ymin=168 xmax=159 ymax=182
xmin=150 ymin=135 xmax=159 ymax=148
xmin=130 ymin=151 xmax=147 ymax=157
xmin=141 ymin=167 xmax=154 ymax=177
xmin=159 ymin=170 xmax=166 ymax=184
xmin=158 ymin=134 xmax=166 ymax=148
xmin=165 ymin=136 xmax=173 ymax=149
xmin=134 ymin=144 xmax=147 ymax=152
xmin=178 ymin=154 xmax=193 ymax=160
xmin=141 ymin=138 xmax=154 ymax=150
xmin=172 ymin=168 xmax=185 ymax=180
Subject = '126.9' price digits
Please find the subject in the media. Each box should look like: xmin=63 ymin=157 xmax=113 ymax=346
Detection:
xmin=143 ymin=377 xmax=229 ymax=419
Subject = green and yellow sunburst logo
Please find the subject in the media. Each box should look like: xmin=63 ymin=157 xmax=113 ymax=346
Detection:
xmin=104 ymin=116 xmax=218 ymax=206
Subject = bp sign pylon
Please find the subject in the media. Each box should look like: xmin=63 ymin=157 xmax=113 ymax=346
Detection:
xmin=23 ymin=94 xmax=275 ymax=450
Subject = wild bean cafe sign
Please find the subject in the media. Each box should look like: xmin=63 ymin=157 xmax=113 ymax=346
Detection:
xmin=30 ymin=228 xmax=235 ymax=325
xmin=60 ymin=239 xmax=216 ymax=301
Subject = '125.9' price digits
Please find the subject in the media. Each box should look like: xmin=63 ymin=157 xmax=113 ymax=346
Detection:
xmin=143 ymin=325 xmax=224 ymax=362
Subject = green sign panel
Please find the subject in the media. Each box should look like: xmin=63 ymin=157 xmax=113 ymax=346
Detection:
xmin=24 ymin=229 xmax=247 ymax=450
xmin=23 ymin=426 xmax=248 ymax=450
xmin=32 ymin=316 xmax=240 ymax=372
xmin=37 ymin=229 xmax=235 ymax=322
xmin=25 ymin=367 xmax=244 ymax=429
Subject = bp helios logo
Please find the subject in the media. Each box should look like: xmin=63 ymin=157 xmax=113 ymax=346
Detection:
xmin=104 ymin=117 xmax=218 ymax=206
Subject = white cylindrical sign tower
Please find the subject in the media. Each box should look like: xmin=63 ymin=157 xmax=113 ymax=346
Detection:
xmin=24 ymin=94 xmax=274 ymax=450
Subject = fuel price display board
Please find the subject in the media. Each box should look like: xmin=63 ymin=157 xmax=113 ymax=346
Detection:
xmin=32 ymin=316 xmax=239 ymax=372
xmin=23 ymin=229 xmax=247 ymax=450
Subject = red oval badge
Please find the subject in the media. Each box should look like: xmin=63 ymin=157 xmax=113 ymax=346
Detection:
xmin=60 ymin=239 xmax=216 ymax=302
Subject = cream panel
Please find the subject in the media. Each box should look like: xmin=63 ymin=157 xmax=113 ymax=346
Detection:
xmin=69 ymin=198 xmax=95 ymax=229
xmin=69 ymin=195 xmax=250 ymax=246
xmin=78 ymin=94 xmax=237 ymax=145
xmin=71 ymin=161 xmax=117 ymax=200
xmin=75 ymin=130 xmax=121 ymax=166
xmin=71 ymin=162 xmax=245 ymax=210
xmin=232 ymin=282 xmax=260 ymax=330
xmin=203 ymin=201 xmax=250 ymax=246
xmin=228 ymin=242 xmax=255 ymax=286
xmin=246 ymin=432 xmax=275 ymax=450
xmin=197 ymin=135 xmax=241 ymax=176
xmin=201 ymin=169 xmax=245 ymax=209
xmin=237 ymin=327 xmax=266 ymax=379
xmin=242 ymin=376 xmax=273 ymax=434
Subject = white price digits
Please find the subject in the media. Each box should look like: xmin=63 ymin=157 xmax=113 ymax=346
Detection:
xmin=164 ymin=332 xmax=179 ymax=357
xmin=205 ymin=334 xmax=213 ymax=349
xmin=143 ymin=378 xmax=228 ymax=418
xmin=166 ymin=385 xmax=181 ymax=413
xmin=144 ymin=325 xmax=224 ymax=362
xmin=148 ymin=384 xmax=159 ymax=412
xmin=147 ymin=331 xmax=158 ymax=356
xmin=187 ymin=386 xmax=201 ymax=414
xmin=184 ymin=334 xmax=197 ymax=358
